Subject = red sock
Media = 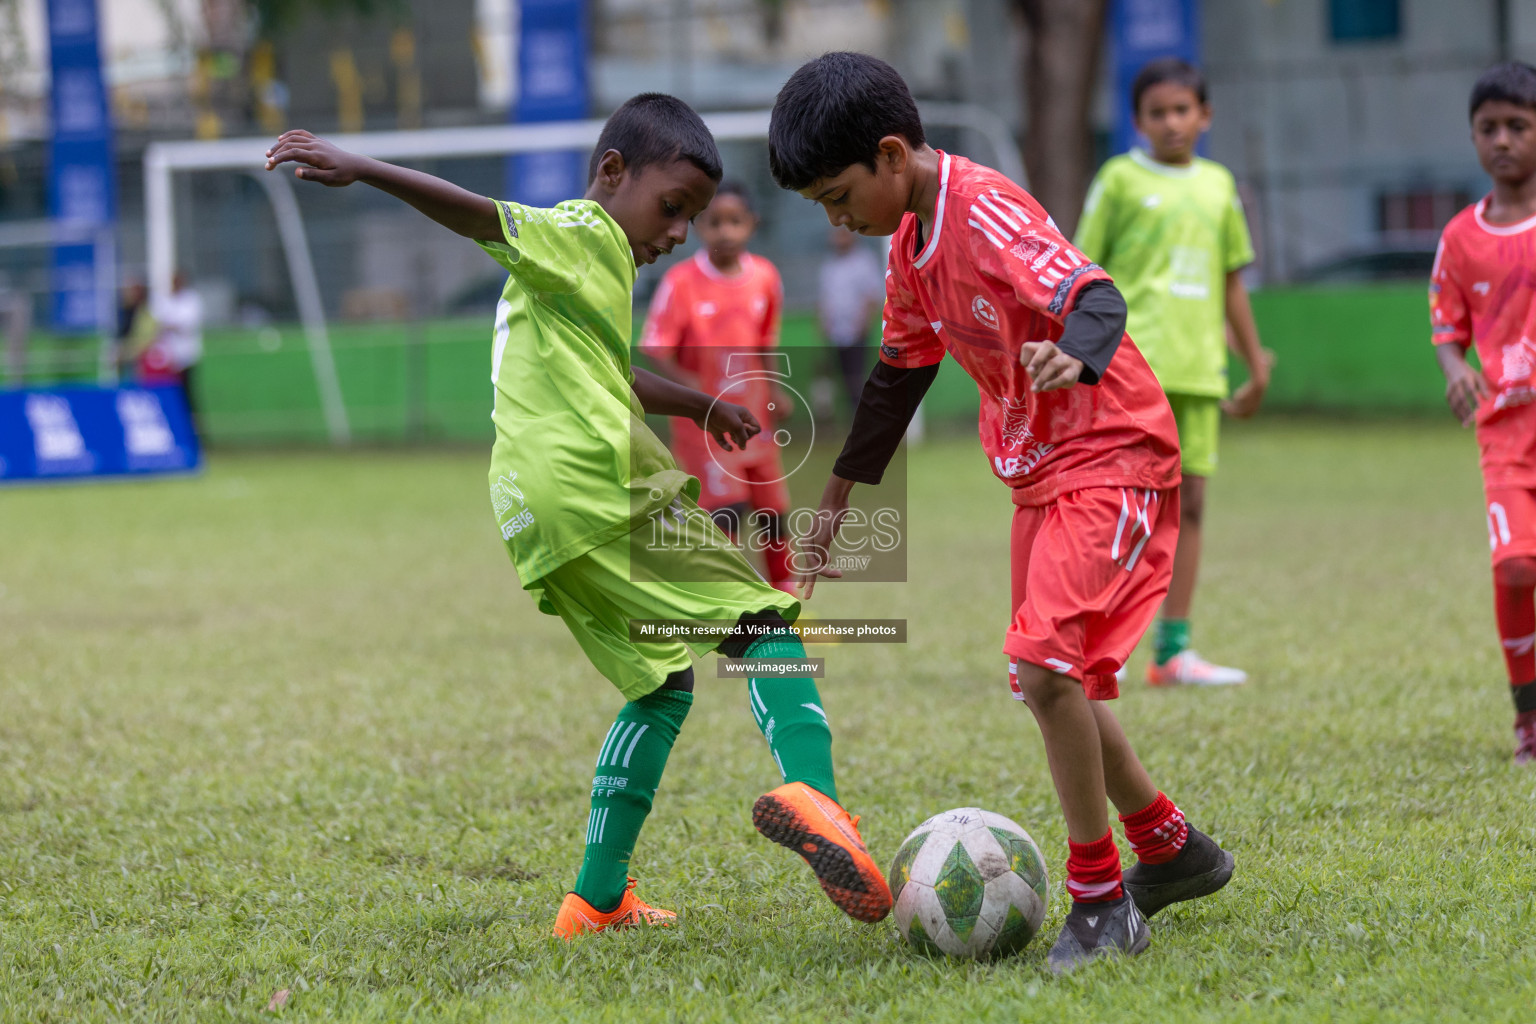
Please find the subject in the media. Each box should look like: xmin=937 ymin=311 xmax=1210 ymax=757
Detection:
xmin=764 ymin=536 xmax=794 ymax=589
xmin=1065 ymin=831 xmax=1123 ymax=903
xmin=1119 ymin=792 xmax=1188 ymax=865
xmin=1495 ymin=582 xmax=1536 ymax=685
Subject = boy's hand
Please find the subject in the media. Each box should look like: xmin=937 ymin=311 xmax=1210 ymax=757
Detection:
xmin=265 ymin=130 xmax=368 ymax=187
xmin=1443 ymin=358 xmax=1491 ymax=427
xmin=1019 ymin=341 xmax=1083 ymax=392
xmin=695 ymin=401 xmax=760 ymax=451
xmin=1221 ymin=348 xmax=1275 ymax=419
xmin=795 ymin=487 xmax=855 ymax=599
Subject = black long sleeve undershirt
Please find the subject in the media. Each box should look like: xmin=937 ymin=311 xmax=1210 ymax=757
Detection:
xmin=830 ymin=279 xmax=1129 ymax=486
xmin=831 ymin=361 xmax=940 ymax=485
xmin=1054 ymin=279 xmax=1126 ymax=385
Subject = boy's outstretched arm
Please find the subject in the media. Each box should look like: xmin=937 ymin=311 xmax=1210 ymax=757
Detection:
xmin=1222 ymin=270 xmax=1273 ymax=418
xmin=1435 ymin=342 xmax=1490 ymax=427
xmin=630 ymin=367 xmax=760 ymax=451
xmin=265 ymin=130 xmax=502 ymax=242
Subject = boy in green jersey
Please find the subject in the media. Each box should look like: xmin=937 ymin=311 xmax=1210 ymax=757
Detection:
xmin=1075 ymin=58 xmax=1272 ymax=687
xmin=265 ymin=94 xmax=891 ymax=937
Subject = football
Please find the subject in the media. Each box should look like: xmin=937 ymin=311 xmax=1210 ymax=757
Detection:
xmin=889 ymin=807 xmax=1050 ymax=958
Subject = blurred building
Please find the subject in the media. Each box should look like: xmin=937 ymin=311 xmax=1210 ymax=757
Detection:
xmin=1204 ymin=0 xmax=1536 ymax=281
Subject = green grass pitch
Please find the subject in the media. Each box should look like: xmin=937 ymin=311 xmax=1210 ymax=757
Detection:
xmin=3 ymin=420 xmax=1534 ymax=1022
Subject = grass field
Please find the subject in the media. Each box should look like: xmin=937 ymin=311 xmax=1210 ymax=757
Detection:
xmin=3 ymin=420 xmax=1535 ymax=1022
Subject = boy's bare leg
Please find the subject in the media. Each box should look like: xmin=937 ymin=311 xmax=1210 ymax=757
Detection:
xmin=1163 ymin=473 xmax=1205 ymax=620
xmin=1152 ymin=475 xmax=1244 ymax=684
xmin=1015 ymin=664 xmax=1109 ymax=841
xmin=1018 ymin=662 xmax=1151 ymax=972
xmin=1090 ymin=702 xmax=1159 ymax=815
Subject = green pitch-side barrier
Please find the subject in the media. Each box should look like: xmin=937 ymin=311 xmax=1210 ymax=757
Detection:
xmin=2 ymin=283 xmax=1448 ymax=445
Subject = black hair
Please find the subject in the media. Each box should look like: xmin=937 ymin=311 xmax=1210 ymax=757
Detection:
xmin=768 ymin=51 xmax=926 ymax=191
xmin=1469 ymin=61 xmax=1536 ymax=119
xmin=710 ymin=179 xmax=755 ymax=214
xmin=1131 ymin=57 xmax=1208 ymax=114
xmin=587 ymin=93 xmax=723 ymax=184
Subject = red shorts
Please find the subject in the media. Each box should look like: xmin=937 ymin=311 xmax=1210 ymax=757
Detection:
xmin=671 ymin=422 xmax=790 ymax=514
xmin=1006 ymin=487 xmax=1178 ymax=701
xmin=1485 ymin=487 xmax=1536 ymax=567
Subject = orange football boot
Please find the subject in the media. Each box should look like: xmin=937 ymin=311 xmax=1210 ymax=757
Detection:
xmin=751 ymin=782 xmax=892 ymax=922
xmin=551 ymin=878 xmax=676 ymax=940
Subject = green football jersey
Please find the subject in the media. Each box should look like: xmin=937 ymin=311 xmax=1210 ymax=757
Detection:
xmin=477 ymin=198 xmax=695 ymax=586
xmin=1074 ymin=149 xmax=1254 ymax=398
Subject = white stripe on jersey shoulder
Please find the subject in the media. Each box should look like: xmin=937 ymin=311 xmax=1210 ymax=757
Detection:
xmin=967 ymin=183 xmax=1036 ymax=251
xmin=913 ymin=153 xmax=952 ymax=269
xmin=980 ymin=190 xmax=1030 ymax=230
xmin=1474 ymin=196 xmax=1536 ymax=236
xmin=968 ymin=204 xmax=1009 ymax=249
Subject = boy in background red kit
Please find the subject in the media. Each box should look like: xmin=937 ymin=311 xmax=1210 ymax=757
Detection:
xmin=642 ymin=182 xmax=797 ymax=592
xmin=1431 ymin=62 xmax=1536 ymax=763
xmin=769 ymin=52 xmax=1234 ymax=972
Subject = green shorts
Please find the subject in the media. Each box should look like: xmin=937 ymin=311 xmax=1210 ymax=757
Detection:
xmin=1166 ymin=393 xmax=1221 ymax=477
xmin=529 ymin=494 xmax=799 ymax=701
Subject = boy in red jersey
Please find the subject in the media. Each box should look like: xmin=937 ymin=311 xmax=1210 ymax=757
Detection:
xmin=1431 ymin=62 xmax=1536 ymax=763
xmin=641 ymin=182 xmax=797 ymax=591
xmin=769 ymin=52 xmax=1234 ymax=972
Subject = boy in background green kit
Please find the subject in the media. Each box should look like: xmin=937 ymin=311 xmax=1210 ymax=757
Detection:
xmin=1075 ymin=58 xmax=1273 ymax=687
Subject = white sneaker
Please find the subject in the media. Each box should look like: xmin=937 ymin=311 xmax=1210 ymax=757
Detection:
xmin=1146 ymin=650 xmax=1247 ymax=687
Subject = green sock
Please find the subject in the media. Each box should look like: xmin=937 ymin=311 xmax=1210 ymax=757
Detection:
xmin=1154 ymin=618 xmax=1191 ymax=666
xmin=573 ymin=687 xmax=692 ymax=911
xmin=742 ymin=629 xmax=838 ymax=802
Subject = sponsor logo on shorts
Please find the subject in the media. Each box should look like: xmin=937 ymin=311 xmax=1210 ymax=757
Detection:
xmin=492 ymin=471 xmax=537 ymax=541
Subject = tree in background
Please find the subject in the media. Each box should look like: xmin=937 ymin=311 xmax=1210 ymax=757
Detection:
xmin=1013 ymin=0 xmax=1107 ymax=237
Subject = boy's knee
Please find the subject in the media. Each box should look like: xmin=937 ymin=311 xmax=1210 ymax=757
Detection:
xmin=718 ymin=608 xmax=793 ymax=658
xmin=1496 ymin=556 xmax=1536 ymax=588
xmin=659 ymin=666 xmax=695 ymax=693
xmin=1014 ymin=662 xmax=1079 ymax=708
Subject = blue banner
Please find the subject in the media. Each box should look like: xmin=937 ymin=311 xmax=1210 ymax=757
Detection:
xmin=1110 ymin=0 xmax=1202 ymax=155
xmin=0 ymin=386 xmax=200 ymax=483
xmin=46 ymin=0 xmax=117 ymax=332
xmin=508 ymin=0 xmax=589 ymax=208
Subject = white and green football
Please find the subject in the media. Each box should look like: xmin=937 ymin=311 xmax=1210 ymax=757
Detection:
xmin=889 ymin=807 xmax=1050 ymax=958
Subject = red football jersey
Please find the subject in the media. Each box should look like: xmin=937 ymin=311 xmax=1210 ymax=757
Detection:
xmin=640 ymin=250 xmax=786 ymax=473
xmin=882 ymin=153 xmax=1180 ymax=505
xmin=1431 ymin=198 xmax=1536 ymax=489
